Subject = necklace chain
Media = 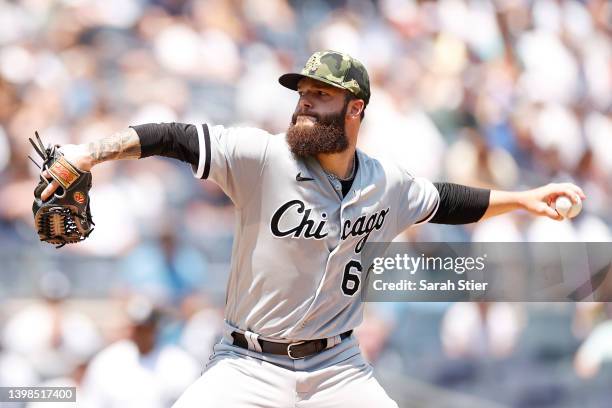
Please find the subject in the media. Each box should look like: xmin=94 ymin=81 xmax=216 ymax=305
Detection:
xmin=324 ymin=157 xmax=356 ymax=182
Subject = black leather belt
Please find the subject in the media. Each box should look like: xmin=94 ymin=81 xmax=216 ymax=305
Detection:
xmin=231 ymin=330 xmax=352 ymax=360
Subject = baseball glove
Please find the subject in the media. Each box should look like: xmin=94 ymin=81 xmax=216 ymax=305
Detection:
xmin=29 ymin=131 xmax=94 ymax=248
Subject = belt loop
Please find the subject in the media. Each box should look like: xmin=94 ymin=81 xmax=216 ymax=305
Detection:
xmin=325 ymin=334 xmax=342 ymax=349
xmin=244 ymin=331 xmax=262 ymax=353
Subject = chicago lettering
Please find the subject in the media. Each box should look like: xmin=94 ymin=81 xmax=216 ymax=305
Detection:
xmin=342 ymin=208 xmax=389 ymax=253
xmin=271 ymin=199 xmax=328 ymax=239
xmin=270 ymin=200 xmax=390 ymax=253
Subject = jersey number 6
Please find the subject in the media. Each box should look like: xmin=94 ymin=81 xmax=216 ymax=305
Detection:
xmin=341 ymin=260 xmax=362 ymax=296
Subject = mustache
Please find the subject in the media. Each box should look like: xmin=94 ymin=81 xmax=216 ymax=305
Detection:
xmin=291 ymin=111 xmax=319 ymax=125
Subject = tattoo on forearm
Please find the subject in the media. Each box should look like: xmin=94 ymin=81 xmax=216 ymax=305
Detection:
xmin=87 ymin=128 xmax=141 ymax=164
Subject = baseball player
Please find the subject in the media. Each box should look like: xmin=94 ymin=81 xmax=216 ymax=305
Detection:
xmin=40 ymin=51 xmax=585 ymax=407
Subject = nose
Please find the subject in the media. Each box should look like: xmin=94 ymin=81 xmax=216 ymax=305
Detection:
xmin=298 ymin=95 xmax=313 ymax=111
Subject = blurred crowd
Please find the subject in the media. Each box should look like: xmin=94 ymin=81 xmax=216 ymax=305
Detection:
xmin=0 ymin=276 xmax=223 ymax=407
xmin=0 ymin=0 xmax=610 ymax=406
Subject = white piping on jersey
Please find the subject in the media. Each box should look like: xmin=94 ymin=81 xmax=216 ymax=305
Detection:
xmin=413 ymin=185 xmax=441 ymax=226
xmin=192 ymin=123 xmax=207 ymax=179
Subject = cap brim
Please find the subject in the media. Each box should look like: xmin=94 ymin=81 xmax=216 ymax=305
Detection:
xmin=278 ymin=73 xmax=348 ymax=93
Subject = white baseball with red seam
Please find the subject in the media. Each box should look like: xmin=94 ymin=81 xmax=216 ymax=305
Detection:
xmin=554 ymin=195 xmax=582 ymax=219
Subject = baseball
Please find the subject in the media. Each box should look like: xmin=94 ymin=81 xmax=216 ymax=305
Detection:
xmin=554 ymin=195 xmax=582 ymax=219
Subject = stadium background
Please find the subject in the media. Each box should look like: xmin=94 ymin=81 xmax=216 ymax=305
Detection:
xmin=0 ymin=0 xmax=610 ymax=406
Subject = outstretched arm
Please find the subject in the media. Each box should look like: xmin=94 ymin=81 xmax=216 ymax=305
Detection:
xmin=41 ymin=124 xmax=200 ymax=200
xmin=41 ymin=128 xmax=142 ymax=200
xmin=427 ymin=182 xmax=586 ymax=225
xmin=482 ymin=183 xmax=585 ymax=221
xmin=87 ymin=128 xmax=142 ymax=165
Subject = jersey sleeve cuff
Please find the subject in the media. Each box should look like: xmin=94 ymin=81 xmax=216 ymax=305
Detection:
xmin=192 ymin=123 xmax=211 ymax=179
xmin=414 ymin=185 xmax=440 ymax=225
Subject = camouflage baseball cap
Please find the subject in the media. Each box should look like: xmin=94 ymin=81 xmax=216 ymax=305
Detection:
xmin=279 ymin=50 xmax=371 ymax=104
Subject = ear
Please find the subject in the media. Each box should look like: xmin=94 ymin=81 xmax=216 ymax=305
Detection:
xmin=347 ymin=99 xmax=365 ymax=119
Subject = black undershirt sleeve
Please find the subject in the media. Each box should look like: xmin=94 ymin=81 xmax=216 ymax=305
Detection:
xmin=428 ymin=182 xmax=491 ymax=225
xmin=130 ymin=123 xmax=200 ymax=167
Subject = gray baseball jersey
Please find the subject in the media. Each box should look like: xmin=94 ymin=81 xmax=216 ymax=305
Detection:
xmin=192 ymin=123 xmax=439 ymax=341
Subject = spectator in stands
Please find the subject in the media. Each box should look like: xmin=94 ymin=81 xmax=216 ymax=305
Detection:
xmin=1 ymin=271 xmax=101 ymax=379
xmin=80 ymin=296 xmax=199 ymax=407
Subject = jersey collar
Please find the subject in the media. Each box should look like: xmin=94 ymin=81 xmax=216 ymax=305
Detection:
xmin=302 ymin=150 xmax=365 ymax=205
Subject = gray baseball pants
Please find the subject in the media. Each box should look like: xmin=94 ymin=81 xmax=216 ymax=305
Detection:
xmin=172 ymin=330 xmax=398 ymax=408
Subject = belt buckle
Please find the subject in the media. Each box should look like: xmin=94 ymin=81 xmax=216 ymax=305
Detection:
xmin=287 ymin=341 xmax=307 ymax=360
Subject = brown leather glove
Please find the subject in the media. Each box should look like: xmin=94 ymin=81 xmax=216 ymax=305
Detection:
xmin=29 ymin=131 xmax=94 ymax=248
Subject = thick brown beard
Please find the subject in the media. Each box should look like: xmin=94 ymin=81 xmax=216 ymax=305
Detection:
xmin=286 ymin=104 xmax=349 ymax=157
